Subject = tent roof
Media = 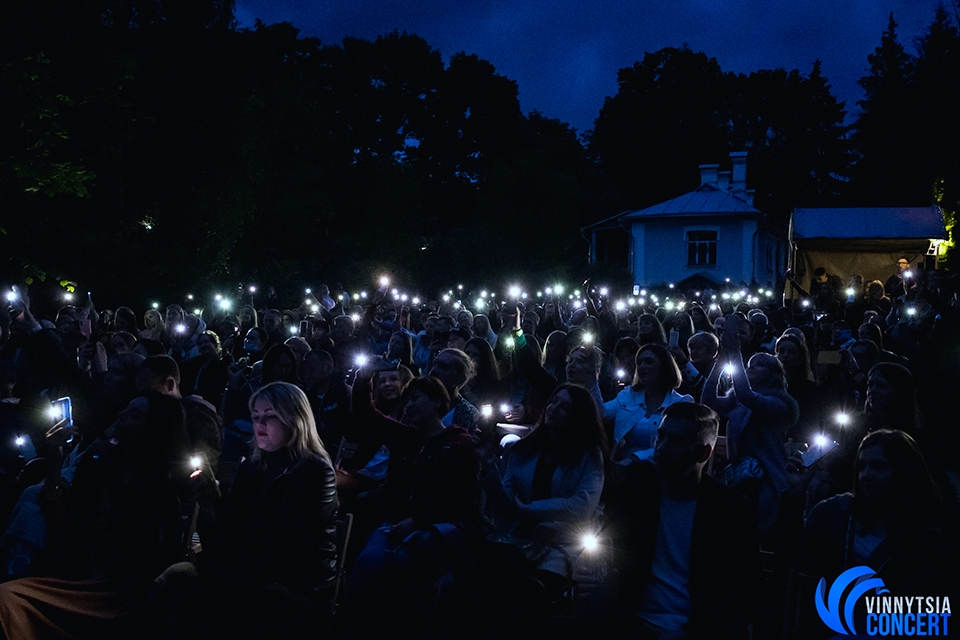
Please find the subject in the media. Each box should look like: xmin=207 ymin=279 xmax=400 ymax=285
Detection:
xmin=792 ymin=207 xmax=946 ymax=241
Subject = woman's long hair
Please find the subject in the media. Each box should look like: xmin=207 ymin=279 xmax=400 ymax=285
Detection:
xmin=852 ymin=429 xmax=941 ymax=536
xmin=386 ymin=331 xmax=414 ymax=370
xmin=747 ymin=352 xmax=789 ymax=393
xmin=248 ymin=381 xmax=329 ymax=463
xmin=775 ymin=334 xmax=814 ymax=384
xmin=114 ymin=307 xmax=139 ymax=335
xmin=636 ymin=313 xmax=667 ymax=346
xmin=238 ymin=304 xmax=258 ymax=330
xmin=465 ymin=337 xmax=500 ymax=392
xmin=667 ymin=311 xmax=695 ymax=355
xmin=542 ymin=331 xmax=568 ymax=366
xmin=373 ymin=364 xmax=414 ymax=419
xmin=688 ymin=305 xmax=716 ymax=335
xmin=143 ymin=309 xmax=163 ymax=332
xmin=517 ymin=383 xmax=608 ymax=464
xmin=262 ymin=344 xmax=298 ymax=385
xmin=864 ymin=363 xmax=921 ymax=433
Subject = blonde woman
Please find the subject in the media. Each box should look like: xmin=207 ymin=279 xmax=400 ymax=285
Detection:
xmin=141 ymin=308 xmax=164 ymax=341
xmin=203 ymin=381 xmax=339 ymax=634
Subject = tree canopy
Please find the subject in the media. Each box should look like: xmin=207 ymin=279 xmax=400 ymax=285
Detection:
xmin=3 ymin=0 xmax=960 ymax=306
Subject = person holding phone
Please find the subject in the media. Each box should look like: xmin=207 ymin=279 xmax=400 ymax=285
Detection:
xmin=480 ymin=383 xmax=607 ymax=595
xmin=0 ymin=393 xmax=198 ymax=638
xmin=781 ymin=430 xmax=952 ymax=608
xmin=702 ymin=315 xmax=799 ymax=533
xmin=884 ymin=256 xmax=912 ymax=297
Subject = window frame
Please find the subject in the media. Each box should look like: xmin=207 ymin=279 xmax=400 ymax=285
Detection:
xmin=686 ymin=229 xmax=718 ymax=267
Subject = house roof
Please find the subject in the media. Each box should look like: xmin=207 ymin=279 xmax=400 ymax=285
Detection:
xmin=791 ymin=207 xmax=946 ymax=241
xmin=582 ymin=184 xmax=760 ymax=233
xmin=622 ymin=184 xmax=760 ymax=219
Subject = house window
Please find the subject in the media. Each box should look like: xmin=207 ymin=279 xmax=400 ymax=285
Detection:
xmin=687 ymin=231 xmax=717 ymax=266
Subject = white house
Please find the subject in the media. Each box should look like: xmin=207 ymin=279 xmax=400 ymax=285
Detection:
xmin=584 ymin=151 xmax=789 ymax=289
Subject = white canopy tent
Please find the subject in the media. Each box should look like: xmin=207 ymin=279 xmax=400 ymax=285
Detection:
xmin=787 ymin=206 xmax=946 ymax=297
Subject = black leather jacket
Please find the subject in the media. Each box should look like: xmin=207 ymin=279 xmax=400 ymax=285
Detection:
xmin=210 ymin=448 xmax=339 ymax=604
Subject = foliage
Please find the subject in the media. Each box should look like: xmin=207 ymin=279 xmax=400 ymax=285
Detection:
xmin=590 ymin=48 xmax=852 ymax=216
xmin=3 ymin=0 xmax=960 ymax=309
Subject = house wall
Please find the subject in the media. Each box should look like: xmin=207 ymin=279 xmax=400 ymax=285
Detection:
xmin=630 ymin=218 xmax=786 ymax=287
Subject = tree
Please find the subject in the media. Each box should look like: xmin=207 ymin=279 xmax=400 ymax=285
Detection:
xmin=590 ymin=46 xmax=730 ymax=210
xmin=850 ymin=14 xmax=919 ymax=204
xmin=590 ymin=47 xmax=851 ymax=218
xmin=730 ymin=61 xmax=852 ymax=214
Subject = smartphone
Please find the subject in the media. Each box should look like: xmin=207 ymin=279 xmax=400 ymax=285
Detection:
xmin=51 ymin=397 xmax=74 ymax=428
xmin=803 ymin=439 xmax=839 ymax=467
xmin=7 ymin=286 xmax=24 ymax=315
xmin=669 ymin=329 xmax=679 ymax=347
xmin=633 ymin=285 xmax=640 ymax=296
xmin=299 ymin=320 xmax=310 ymax=336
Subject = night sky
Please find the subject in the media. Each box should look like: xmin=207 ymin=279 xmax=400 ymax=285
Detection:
xmin=234 ymin=0 xmax=943 ymax=135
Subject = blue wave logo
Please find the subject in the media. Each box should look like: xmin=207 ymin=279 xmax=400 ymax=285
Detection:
xmin=816 ymin=566 xmax=890 ymax=635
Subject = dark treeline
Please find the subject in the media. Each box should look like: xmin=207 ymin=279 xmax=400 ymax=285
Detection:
xmin=2 ymin=1 xmax=960 ymax=309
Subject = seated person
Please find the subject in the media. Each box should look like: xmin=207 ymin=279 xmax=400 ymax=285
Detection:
xmin=481 ymin=384 xmax=607 ymax=592
xmin=343 ymin=376 xmax=482 ymax=635
xmin=608 ymin=402 xmax=759 ymax=638
xmin=157 ymin=382 xmax=338 ymax=639
xmin=0 ymin=393 xmax=199 ymax=638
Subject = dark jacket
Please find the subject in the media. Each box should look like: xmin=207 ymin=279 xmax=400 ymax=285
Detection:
xmin=47 ymin=439 xmax=189 ymax=587
xmin=308 ymin=378 xmax=351 ymax=454
xmin=778 ymin=492 xmax=958 ymax=598
xmin=210 ymin=450 xmax=339 ymax=604
xmin=609 ymin=465 xmax=760 ymax=639
xmin=350 ymin=373 xmax=477 ymax=525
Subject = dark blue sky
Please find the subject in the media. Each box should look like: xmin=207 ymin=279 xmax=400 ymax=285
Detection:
xmin=234 ymin=0 xmax=944 ymax=134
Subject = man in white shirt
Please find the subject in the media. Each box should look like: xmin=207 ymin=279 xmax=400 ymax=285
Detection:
xmin=610 ymin=402 xmax=759 ymax=639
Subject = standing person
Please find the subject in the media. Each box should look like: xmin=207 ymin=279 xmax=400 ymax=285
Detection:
xmin=609 ymin=402 xmax=759 ymax=638
xmin=809 ymin=268 xmax=843 ymax=315
xmin=884 ymin=256 xmax=912 ymax=297
xmin=702 ymin=316 xmax=798 ymax=534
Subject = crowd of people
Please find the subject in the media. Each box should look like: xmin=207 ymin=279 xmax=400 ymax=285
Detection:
xmin=0 ymin=265 xmax=957 ymax=639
